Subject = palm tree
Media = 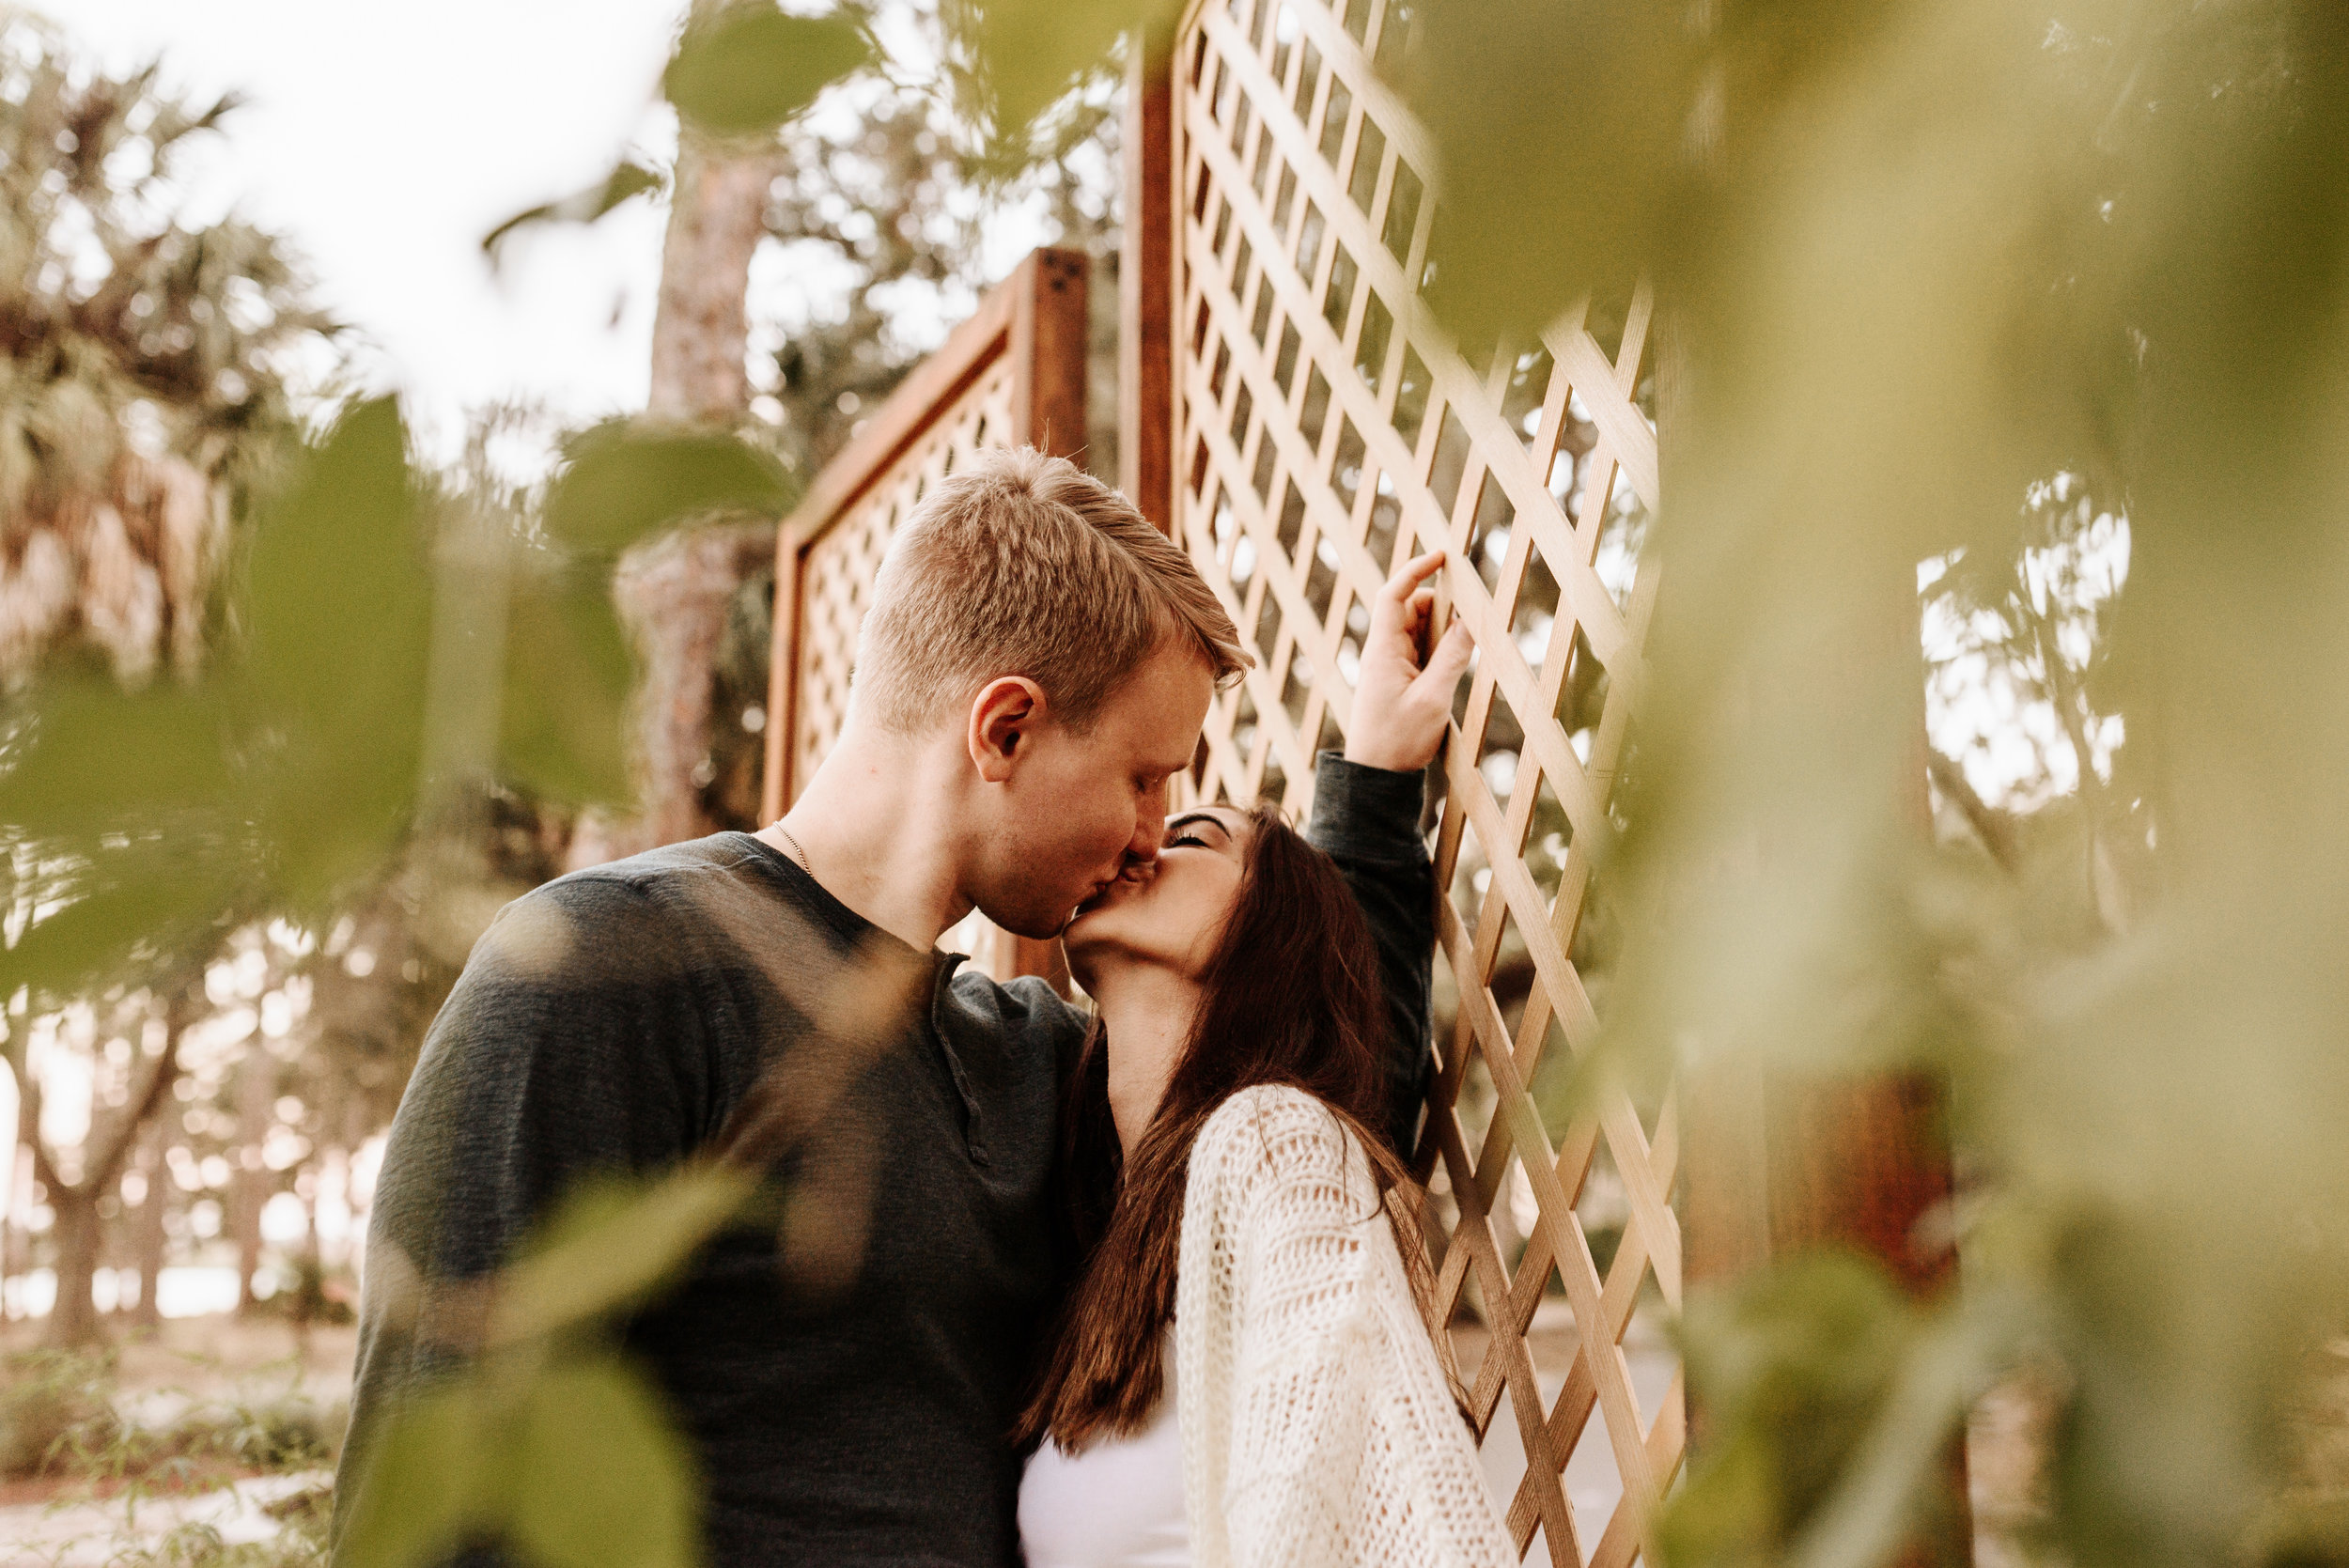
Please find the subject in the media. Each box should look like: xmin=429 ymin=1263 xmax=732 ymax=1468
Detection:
xmin=0 ymin=9 xmax=331 ymax=690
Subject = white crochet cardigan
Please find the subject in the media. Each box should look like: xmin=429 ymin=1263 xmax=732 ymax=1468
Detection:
xmin=1175 ymin=1085 xmax=1516 ymax=1568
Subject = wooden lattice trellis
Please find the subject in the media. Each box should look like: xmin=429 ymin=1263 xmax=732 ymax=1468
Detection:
xmin=751 ymin=9 xmax=1969 ymax=1559
xmin=1163 ymin=1 xmax=1680 ymax=1560
xmin=760 ymin=247 xmax=1088 ymax=985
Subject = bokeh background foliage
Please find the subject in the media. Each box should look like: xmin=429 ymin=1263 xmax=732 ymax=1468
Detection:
xmin=1394 ymin=3 xmax=2349 ymax=1568
xmin=7 ymin=1 xmax=2349 ymax=1566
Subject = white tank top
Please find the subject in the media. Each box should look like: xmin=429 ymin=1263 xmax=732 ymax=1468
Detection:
xmin=1017 ymin=1357 xmax=1189 ymax=1568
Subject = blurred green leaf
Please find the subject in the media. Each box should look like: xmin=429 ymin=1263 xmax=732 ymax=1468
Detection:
xmin=498 ymin=549 xmax=637 ymax=805
xmin=243 ymin=396 xmax=435 ymax=908
xmin=1789 ymin=1294 xmax=2020 ymax=1568
xmin=489 ymin=1164 xmax=757 ymax=1348
xmin=1407 ymin=0 xmax=1698 ymax=347
xmin=483 ymin=159 xmax=665 ymax=264
xmin=244 ymin=397 xmax=427 ymax=717
xmin=949 ymin=0 xmax=1170 ymax=142
xmin=508 ymin=1358 xmax=701 ymax=1568
xmin=542 ymin=425 xmax=796 ymax=554
xmin=339 ymin=1381 xmax=493 ymax=1568
xmin=1664 ymin=1254 xmax=1934 ymax=1568
xmin=0 ymin=397 xmax=437 ymax=994
xmin=662 ymin=4 xmax=875 ymax=140
xmin=0 ymin=825 xmax=246 ymax=998
xmin=0 ymin=677 xmax=236 ymax=841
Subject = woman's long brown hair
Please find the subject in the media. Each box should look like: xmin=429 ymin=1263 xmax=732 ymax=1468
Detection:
xmin=1015 ymin=805 xmax=1430 ymax=1451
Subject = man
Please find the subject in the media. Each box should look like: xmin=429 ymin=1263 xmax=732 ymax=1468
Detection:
xmin=334 ymin=447 xmax=1470 ymax=1566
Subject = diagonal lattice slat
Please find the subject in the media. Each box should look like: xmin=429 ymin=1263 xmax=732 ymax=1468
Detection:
xmin=1168 ymin=2 xmax=1676 ymax=1560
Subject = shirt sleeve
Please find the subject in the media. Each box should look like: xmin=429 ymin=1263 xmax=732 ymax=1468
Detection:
xmin=1304 ymin=752 xmax=1435 ymax=1157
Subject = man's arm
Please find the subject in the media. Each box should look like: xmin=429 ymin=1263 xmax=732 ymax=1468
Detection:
xmin=331 ymin=876 xmax=708 ymax=1560
xmin=1308 ymin=551 xmax=1473 ymax=1157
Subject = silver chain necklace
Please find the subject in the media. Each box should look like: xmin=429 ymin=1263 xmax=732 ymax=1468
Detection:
xmin=775 ymin=825 xmax=812 ymax=876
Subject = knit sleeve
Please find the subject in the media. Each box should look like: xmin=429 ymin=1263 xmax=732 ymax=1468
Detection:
xmin=1179 ymin=1086 xmax=1388 ymax=1568
xmin=1180 ymin=1086 xmax=1518 ymax=1568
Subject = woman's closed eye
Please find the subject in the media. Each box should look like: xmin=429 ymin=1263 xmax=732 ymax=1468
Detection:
xmin=1167 ymin=831 xmax=1210 ymax=850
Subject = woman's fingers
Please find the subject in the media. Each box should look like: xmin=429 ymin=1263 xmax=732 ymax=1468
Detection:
xmin=1343 ymin=553 xmax=1471 ymax=772
xmin=1420 ymin=614 xmax=1473 ymax=694
xmin=1376 ymin=561 xmax=1444 ymax=658
xmin=1375 ymin=551 xmax=1446 ymax=623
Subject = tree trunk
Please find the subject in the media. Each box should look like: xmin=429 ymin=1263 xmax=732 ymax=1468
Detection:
xmin=587 ymin=104 xmax=779 ymax=862
xmin=647 ymin=136 xmax=775 ymax=422
xmin=611 ymin=524 xmax=776 ymax=850
xmin=232 ymin=1048 xmax=272 ymax=1313
xmin=35 ymin=992 xmax=187 ymax=1347
xmin=4 ymin=1074 xmax=25 ymax=1320
xmin=129 ymin=1119 xmax=168 ymax=1328
xmin=47 ymin=1185 xmax=103 ymax=1348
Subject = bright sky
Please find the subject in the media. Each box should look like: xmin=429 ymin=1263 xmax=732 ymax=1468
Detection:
xmin=48 ymin=0 xmax=2123 ymax=818
xmin=61 ymin=0 xmax=689 ymax=456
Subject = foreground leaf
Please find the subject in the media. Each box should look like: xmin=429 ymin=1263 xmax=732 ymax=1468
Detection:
xmin=508 ymin=1358 xmax=701 ymax=1568
xmin=663 ymin=5 xmax=875 ymax=140
xmin=1406 ymin=0 xmax=1698 ymax=348
xmin=951 ymin=0 xmax=1168 ymax=141
xmin=0 ymin=677 xmax=237 ymax=841
xmin=0 ymin=822 xmax=248 ymax=998
xmin=498 ymin=548 xmax=637 ymax=805
xmin=242 ymin=396 xmax=436 ymax=908
xmin=338 ymin=1381 xmax=494 ymax=1568
xmin=489 ymin=1164 xmax=758 ymax=1348
xmin=543 ymin=425 xmax=796 ymax=555
xmin=483 ymin=159 xmax=665 ymax=262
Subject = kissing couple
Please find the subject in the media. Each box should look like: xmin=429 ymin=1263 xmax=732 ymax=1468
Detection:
xmin=336 ymin=446 xmax=1515 ymax=1568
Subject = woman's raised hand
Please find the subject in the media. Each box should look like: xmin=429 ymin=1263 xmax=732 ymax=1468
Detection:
xmin=1342 ymin=551 xmax=1474 ymax=774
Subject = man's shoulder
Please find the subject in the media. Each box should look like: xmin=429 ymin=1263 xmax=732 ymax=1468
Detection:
xmin=472 ymin=833 xmax=801 ymax=986
xmin=528 ymin=831 xmax=784 ymax=907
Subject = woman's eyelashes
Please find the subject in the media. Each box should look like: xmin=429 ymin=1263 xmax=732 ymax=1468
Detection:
xmin=1167 ymin=831 xmax=1210 ymax=850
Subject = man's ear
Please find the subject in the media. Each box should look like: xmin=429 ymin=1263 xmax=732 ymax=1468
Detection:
xmin=968 ymin=675 xmax=1049 ymax=783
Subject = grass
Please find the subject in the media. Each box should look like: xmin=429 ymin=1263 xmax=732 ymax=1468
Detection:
xmin=1 ymin=1342 xmax=344 ymax=1568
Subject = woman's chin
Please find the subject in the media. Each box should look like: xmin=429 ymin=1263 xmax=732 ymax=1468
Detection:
xmin=1060 ymin=904 xmax=1105 ymax=949
xmin=1059 ymin=923 xmax=1109 ymax=993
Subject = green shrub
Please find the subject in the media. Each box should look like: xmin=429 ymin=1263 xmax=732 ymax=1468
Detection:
xmin=0 ymin=1347 xmax=125 ymax=1479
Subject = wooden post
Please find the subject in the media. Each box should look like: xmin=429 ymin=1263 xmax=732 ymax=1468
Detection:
xmin=1003 ymin=248 xmax=1086 ymax=994
xmin=1012 ymin=249 xmax=1091 ymax=461
xmin=1682 ymin=575 xmax=1973 ymax=1561
xmin=757 ymin=534 xmax=800 ymax=827
xmin=1120 ymin=28 xmax=1176 ymax=536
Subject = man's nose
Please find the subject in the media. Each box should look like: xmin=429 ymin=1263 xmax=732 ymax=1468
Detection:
xmin=1128 ymin=809 xmax=1167 ymax=862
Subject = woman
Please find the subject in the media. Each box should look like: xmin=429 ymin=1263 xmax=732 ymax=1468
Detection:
xmin=1015 ymin=796 xmax=1515 ymax=1568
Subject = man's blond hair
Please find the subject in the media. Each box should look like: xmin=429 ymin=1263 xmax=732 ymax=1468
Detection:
xmin=853 ymin=447 xmax=1248 ymax=733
